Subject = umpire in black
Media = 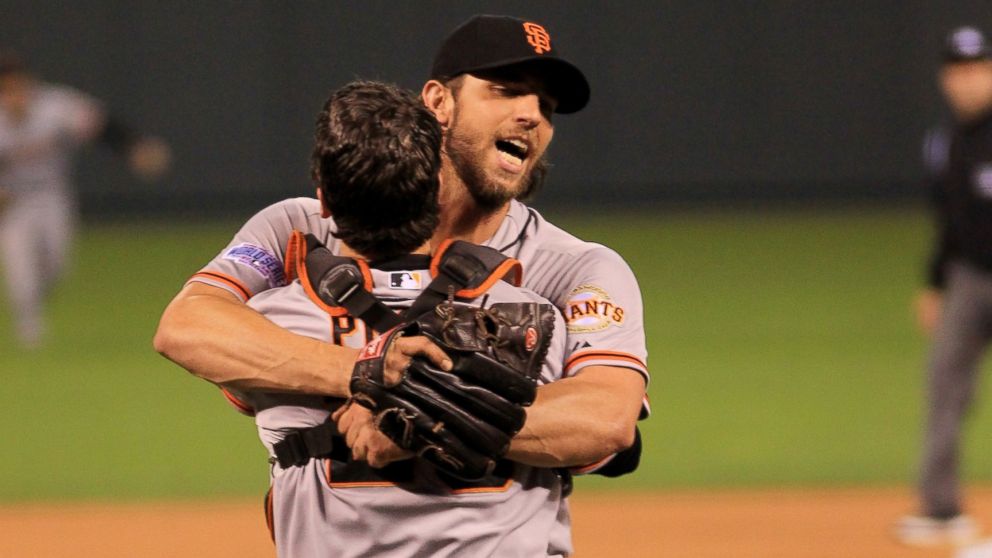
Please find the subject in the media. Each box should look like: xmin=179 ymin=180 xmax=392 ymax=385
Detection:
xmin=896 ymin=26 xmax=992 ymax=547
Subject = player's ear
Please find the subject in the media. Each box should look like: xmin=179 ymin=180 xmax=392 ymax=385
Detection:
xmin=422 ymin=80 xmax=451 ymax=129
xmin=315 ymin=188 xmax=331 ymax=219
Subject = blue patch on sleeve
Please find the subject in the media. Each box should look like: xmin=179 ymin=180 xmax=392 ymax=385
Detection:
xmin=222 ymin=243 xmax=286 ymax=288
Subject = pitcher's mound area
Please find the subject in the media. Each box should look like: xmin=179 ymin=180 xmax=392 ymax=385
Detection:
xmin=2 ymin=486 xmax=991 ymax=557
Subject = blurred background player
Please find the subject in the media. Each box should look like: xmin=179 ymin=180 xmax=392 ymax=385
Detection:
xmin=0 ymin=51 xmax=170 ymax=347
xmin=894 ymin=25 xmax=992 ymax=547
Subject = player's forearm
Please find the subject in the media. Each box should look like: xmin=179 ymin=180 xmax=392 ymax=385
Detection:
xmin=506 ymin=366 xmax=645 ymax=468
xmin=154 ymin=283 xmax=354 ymax=396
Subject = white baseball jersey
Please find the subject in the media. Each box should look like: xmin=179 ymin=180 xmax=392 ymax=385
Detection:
xmin=190 ymin=197 xmax=650 ymax=432
xmin=232 ymin=246 xmax=571 ymax=557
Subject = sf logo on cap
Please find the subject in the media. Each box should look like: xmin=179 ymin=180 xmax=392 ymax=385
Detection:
xmin=523 ymin=22 xmax=551 ymax=54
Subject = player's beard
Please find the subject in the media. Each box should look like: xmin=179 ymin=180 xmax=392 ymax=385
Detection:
xmin=443 ymin=116 xmax=549 ymax=212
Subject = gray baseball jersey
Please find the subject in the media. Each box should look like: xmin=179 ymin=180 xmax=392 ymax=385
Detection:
xmin=190 ymin=197 xmax=651 ymax=445
xmin=0 ymin=83 xmax=100 ymax=195
xmin=0 ymin=83 xmax=101 ymax=345
xmin=233 ymin=250 xmax=571 ymax=557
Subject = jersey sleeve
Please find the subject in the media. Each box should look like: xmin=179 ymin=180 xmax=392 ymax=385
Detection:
xmin=551 ymin=245 xmax=650 ymax=420
xmin=556 ymin=247 xmax=648 ymax=379
xmin=187 ymin=197 xmax=330 ymax=301
xmin=549 ymin=248 xmax=649 ymax=473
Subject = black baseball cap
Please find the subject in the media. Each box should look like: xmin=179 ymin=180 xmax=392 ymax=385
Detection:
xmin=942 ymin=26 xmax=991 ymax=62
xmin=430 ymin=15 xmax=590 ymax=114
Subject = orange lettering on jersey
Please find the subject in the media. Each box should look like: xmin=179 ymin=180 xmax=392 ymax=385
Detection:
xmin=564 ymin=285 xmax=626 ymax=333
xmin=332 ymin=316 xmax=372 ymax=348
xmin=613 ymin=307 xmax=625 ymax=322
xmin=523 ymin=22 xmax=552 ymax=54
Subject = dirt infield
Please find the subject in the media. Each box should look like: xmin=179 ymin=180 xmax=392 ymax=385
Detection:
xmin=2 ymin=486 xmax=991 ymax=557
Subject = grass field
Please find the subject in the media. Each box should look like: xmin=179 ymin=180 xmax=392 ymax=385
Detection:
xmin=2 ymin=206 xmax=990 ymax=503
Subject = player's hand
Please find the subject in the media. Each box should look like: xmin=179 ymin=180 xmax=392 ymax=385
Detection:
xmin=915 ymin=288 xmax=943 ymax=336
xmin=381 ymin=334 xmax=452 ymax=386
xmin=333 ymin=401 xmax=412 ymax=468
xmin=128 ymin=137 xmax=172 ymax=181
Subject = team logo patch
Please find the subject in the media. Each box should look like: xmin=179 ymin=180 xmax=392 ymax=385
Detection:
xmin=973 ymin=163 xmax=992 ymax=199
xmin=222 ymin=243 xmax=286 ymax=288
xmin=564 ymin=285 xmax=625 ymax=333
xmin=389 ymin=271 xmax=422 ymax=290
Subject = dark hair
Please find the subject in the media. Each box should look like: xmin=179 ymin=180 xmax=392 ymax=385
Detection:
xmin=311 ymin=80 xmax=442 ymax=262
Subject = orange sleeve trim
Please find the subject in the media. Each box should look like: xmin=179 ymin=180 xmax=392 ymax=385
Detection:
xmin=220 ymin=388 xmax=255 ymax=416
xmin=189 ymin=271 xmax=252 ymax=301
xmin=564 ymin=350 xmax=647 ymax=374
xmin=570 ymin=453 xmax=616 ymax=475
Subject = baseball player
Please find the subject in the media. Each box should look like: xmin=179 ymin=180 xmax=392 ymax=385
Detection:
xmin=895 ymin=26 xmax=992 ymax=547
xmin=0 ymin=51 xmax=170 ymax=347
xmin=156 ymin=14 xmax=646 ymax=484
xmin=224 ymin=79 xmax=572 ymax=556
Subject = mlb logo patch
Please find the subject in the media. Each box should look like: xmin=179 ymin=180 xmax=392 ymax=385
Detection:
xmin=389 ymin=271 xmax=422 ymax=290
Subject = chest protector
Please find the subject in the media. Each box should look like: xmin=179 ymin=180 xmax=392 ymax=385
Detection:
xmin=269 ymin=232 xmax=526 ymax=487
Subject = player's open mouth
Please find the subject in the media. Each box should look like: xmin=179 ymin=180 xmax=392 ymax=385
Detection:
xmin=496 ymin=138 xmax=529 ymax=168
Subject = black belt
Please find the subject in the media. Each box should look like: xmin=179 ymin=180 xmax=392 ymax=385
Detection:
xmin=272 ymin=423 xmax=541 ymax=493
xmin=271 ymin=422 xmax=349 ymax=468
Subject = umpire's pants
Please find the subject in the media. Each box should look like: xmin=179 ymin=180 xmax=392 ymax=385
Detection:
xmin=921 ymin=260 xmax=992 ymax=517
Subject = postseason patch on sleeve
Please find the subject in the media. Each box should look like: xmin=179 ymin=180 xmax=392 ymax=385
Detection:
xmin=222 ymin=243 xmax=286 ymax=288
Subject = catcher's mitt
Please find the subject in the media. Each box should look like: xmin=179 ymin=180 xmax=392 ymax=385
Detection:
xmin=350 ymin=300 xmax=556 ymax=480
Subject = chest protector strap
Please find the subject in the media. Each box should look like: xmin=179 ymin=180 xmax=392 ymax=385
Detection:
xmin=293 ymin=233 xmax=524 ymax=332
xmin=402 ymin=239 xmax=522 ymax=321
xmin=296 ymin=232 xmax=404 ymax=332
